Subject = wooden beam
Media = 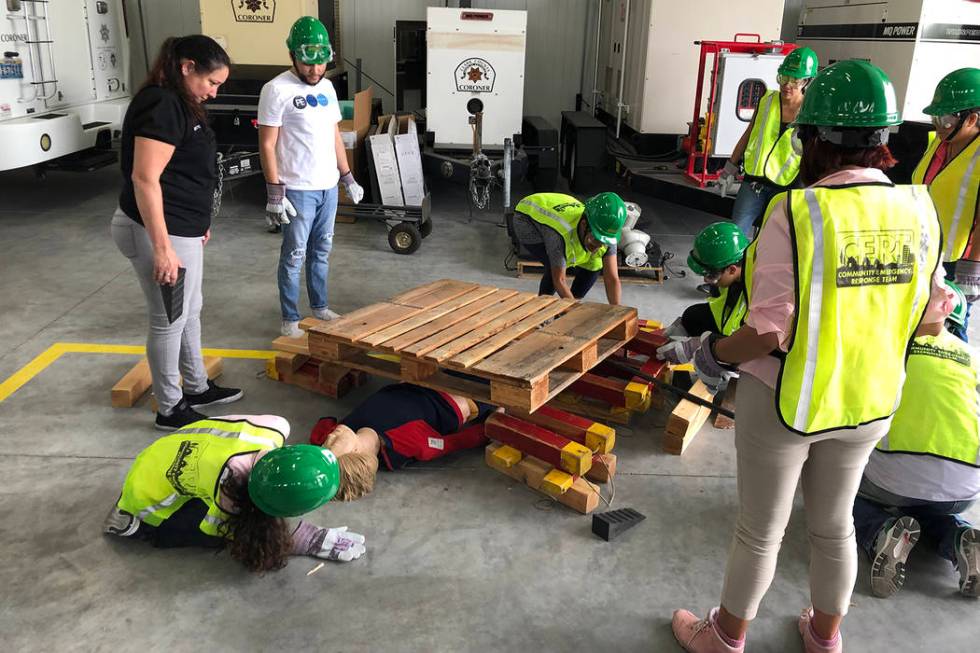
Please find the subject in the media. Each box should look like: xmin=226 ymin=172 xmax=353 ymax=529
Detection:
xmin=664 ymin=380 xmax=715 ymax=455
xmin=585 ymin=453 xmax=617 ymax=483
xmin=713 ymin=379 xmax=737 ymax=430
xmin=111 ymin=358 xmax=151 ymax=408
xmin=484 ymin=413 xmax=592 ymax=476
xmin=485 ymin=443 xmax=599 ymax=514
xmin=509 ymin=405 xmax=615 ymax=454
xmin=272 ymin=333 xmax=310 ymax=356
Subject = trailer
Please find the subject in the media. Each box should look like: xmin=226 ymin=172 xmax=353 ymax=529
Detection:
xmin=0 ymin=0 xmax=130 ymax=174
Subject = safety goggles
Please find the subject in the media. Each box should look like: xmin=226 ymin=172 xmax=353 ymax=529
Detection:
xmin=296 ymin=43 xmax=333 ymax=64
xmin=931 ymin=113 xmax=960 ymax=131
xmin=776 ymin=74 xmax=804 ymax=88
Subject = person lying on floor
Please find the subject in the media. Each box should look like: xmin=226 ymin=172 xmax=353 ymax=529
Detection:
xmin=853 ymin=280 xmax=980 ymax=598
xmin=309 ymin=383 xmax=498 ymax=500
xmin=103 ymin=414 xmax=366 ymax=572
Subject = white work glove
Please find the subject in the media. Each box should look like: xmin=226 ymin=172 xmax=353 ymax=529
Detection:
xmin=265 ymin=182 xmax=297 ymax=228
xmin=691 ymin=333 xmax=737 ymax=394
xmin=656 ymin=334 xmax=703 ymax=365
xmin=955 ymin=259 xmax=980 ymax=304
xmin=340 ymin=172 xmax=364 ymax=205
xmin=718 ymin=160 xmax=740 ymax=198
xmin=314 ymin=526 xmax=366 ymax=562
xmin=662 ymin=317 xmax=690 ymax=340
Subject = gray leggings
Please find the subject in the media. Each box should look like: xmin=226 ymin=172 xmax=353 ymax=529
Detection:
xmin=111 ymin=210 xmax=209 ymax=413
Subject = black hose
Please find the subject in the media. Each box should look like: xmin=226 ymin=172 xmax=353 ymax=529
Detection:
xmin=603 ymin=360 xmax=735 ymax=419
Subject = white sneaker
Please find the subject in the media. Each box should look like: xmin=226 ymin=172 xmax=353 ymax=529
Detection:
xmin=281 ymin=320 xmax=302 ymax=338
xmin=313 ymin=307 xmax=341 ymax=320
xmin=871 ymin=515 xmax=920 ymax=598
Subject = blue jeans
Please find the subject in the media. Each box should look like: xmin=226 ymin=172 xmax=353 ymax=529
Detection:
xmin=278 ymin=187 xmax=338 ymax=322
xmin=943 ymin=261 xmax=972 ymax=342
xmin=853 ymin=479 xmax=974 ymax=564
xmin=731 ymin=180 xmax=781 ymax=237
xmin=523 ymin=241 xmax=600 ymax=298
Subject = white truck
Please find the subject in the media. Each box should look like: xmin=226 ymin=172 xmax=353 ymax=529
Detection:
xmin=0 ymin=0 xmax=130 ymax=173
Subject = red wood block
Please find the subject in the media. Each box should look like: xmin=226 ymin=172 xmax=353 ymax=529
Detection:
xmin=625 ymin=329 xmax=669 ymax=357
xmin=485 ymin=413 xmax=592 ymax=476
xmin=569 ymin=373 xmax=630 ymax=408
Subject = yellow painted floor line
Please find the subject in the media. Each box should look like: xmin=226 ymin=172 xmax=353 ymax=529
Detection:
xmin=0 ymin=342 xmax=276 ymax=404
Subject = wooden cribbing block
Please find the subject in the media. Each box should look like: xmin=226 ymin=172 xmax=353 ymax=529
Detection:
xmin=551 ymin=392 xmax=634 ymax=425
xmin=146 ymin=356 xmax=224 ymax=412
xmin=569 ymin=373 xmax=649 ymax=411
xmin=713 ymin=379 xmax=737 ymax=430
xmin=111 ymin=358 xmax=152 ymax=408
xmin=485 ymin=443 xmax=599 ymax=514
xmin=510 ymin=405 xmax=616 ymax=454
xmin=585 ymin=453 xmax=616 ymax=483
xmin=664 ymin=379 xmax=716 ymax=455
xmin=485 ymin=413 xmax=592 ymax=476
xmin=275 ymin=352 xmax=310 ymax=379
xmin=272 ymin=333 xmax=310 ymax=356
xmin=624 ymin=329 xmax=669 ymax=357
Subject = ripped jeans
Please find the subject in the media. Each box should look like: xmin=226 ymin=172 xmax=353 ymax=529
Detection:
xmin=278 ymin=187 xmax=339 ymax=322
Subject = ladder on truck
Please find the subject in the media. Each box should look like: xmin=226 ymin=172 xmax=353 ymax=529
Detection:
xmin=6 ymin=0 xmax=59 ymax=104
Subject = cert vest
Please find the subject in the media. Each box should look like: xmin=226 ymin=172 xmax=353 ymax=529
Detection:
xmin=117 ymin=419 xmax=286 ymax=536
xmin=877 ymin=330 xmax=980 ymax=467
xmin=911 ymin=132 xmax=980 ymax=262
xmin=743 ymin=90 xmax=802 ymax=188
xmin=516 ymin=192 xmax=607 ymax=271
xmin=709 ymin=282 xmax=748 ymax=336
xmin=744 ymin=183 xmax=941 ymax=434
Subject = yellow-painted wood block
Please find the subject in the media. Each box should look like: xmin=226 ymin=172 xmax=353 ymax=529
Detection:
xmin=266 ymin=358 xmax=279 ymax=381
xmin=624 ymin=380 xmax=651 ymax=410
xmin=673 ymin=363 xmax=695 ymax=373
xmin=367 ymin=352 xmax=401 ymax=363
xmin=585 ymin=423 xmax=616 ymax=454
xmin=559 ymin=441 xmax=593 ymax=476
xmin=540 ymin=469 xmax=574 ymax=497
xmin=489 ymin=444 xmax=523 ymax=468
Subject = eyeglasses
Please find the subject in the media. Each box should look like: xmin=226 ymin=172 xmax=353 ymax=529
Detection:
xmin=776 ymin=74 xmax=803 ymax=88
xmin=297 ymin=43 xmax=332 ymax=63
xmin=702 ymin=269 xmax=722 ymax=283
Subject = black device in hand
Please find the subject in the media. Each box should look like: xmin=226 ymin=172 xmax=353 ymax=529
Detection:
xmin=160 ymin=267 xmax=185 ymax=324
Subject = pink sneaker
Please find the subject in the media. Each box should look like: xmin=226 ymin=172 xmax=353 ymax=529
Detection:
xmin=798 ymin=607 xmax=842 ymax=653
xmin=671 ymin=607 xmax=744 ymax=653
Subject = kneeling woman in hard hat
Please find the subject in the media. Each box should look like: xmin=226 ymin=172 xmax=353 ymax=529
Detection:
xmin=719 ymin=47 xmax=819 ymax=236
xmin=662 ymin=223 xmax=749 ymax=338
xmin=659 ymin=61 xmax=943 ymax=653
xmin=104 ymin=415 xmax=365 ymax=572
xmin=511 ymin=192 xmax=627 ymax=304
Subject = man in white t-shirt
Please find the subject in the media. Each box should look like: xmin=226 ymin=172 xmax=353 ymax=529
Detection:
xmin=258 ymin=16 xmax=364 ymax=337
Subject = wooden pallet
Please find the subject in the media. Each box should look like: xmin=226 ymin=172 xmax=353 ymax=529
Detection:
xmin=306 ymin=279 xmax=638 ymax=412
xmin=516 ymin=258 xmax=664 ymax=285
xmin=269 ymin=320 xmax=367 ymax=399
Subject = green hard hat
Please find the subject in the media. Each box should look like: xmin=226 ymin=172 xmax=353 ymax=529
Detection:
xmin=248 ymin=445 xmax=340 ymax=517
xmin=286 ymin=16 xmax=333 ymax=65
xmin=923 ymin=68 xmax=980 ymax=116
xmin=582 ymin=192 xmax=628 ymax=246
xmin=946 ymin=280 xmax=967 ymax=328
xmin=778 ymin=47 xmax=818 ymax=79
xmin=796 ymin=60 xmax=900 ymax=127
xmin=688 ymin=222 xmax=750 ymax=275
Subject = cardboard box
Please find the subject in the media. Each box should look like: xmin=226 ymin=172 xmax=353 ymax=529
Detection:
xmin=392 ymin=117 xmax=426 ymax=207
xmin=368 ymin=116 xmax=405 ymax=206
xmin=338 ymin=88 xmax=373 ymax=206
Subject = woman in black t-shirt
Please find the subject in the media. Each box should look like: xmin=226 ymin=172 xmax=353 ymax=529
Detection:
xmin=111 ymin=35 xmax=242 ymax=430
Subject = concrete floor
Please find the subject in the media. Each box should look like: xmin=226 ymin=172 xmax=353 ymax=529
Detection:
xmin=0 ymin=166 xmax=977 ymax=652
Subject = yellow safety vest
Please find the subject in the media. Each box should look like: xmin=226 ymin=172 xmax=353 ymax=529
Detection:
xmin=743 ymin=184 xmax=941 ymax=434
xmin=516 ymin=192 xmax=606 ymax=271
xmin=743 ymin=90 xmax=801 ymax=188
xmin=877 ymin=330 xmax=980 ymax=467
xmin=911 ymin=132 xmax=980 ymax=262
xmin=117 ymin=418 xmax=286 ymax=536
xmin=708 ymin=282 xmax=748 ymax=336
